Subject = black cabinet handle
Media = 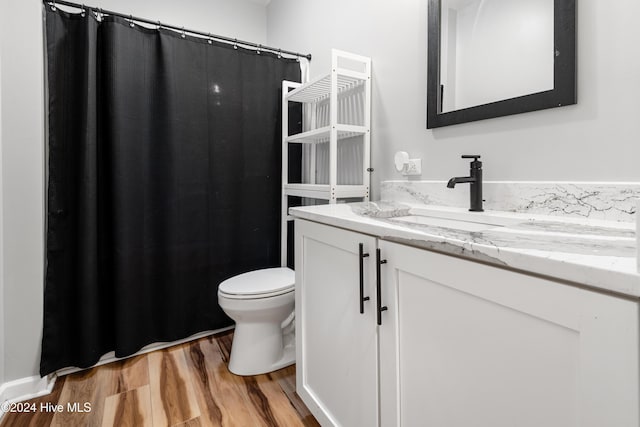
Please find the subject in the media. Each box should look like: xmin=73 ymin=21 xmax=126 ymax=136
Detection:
xmin=359 ymin=243 xmax=370 ymax=314
xmin=376 ymin=248 xmax=388 ymax=325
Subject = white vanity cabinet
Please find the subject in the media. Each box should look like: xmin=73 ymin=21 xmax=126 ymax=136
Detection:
xmin=378 ymin=240 xmax=639 ymax=427
xmin=294 ymin=219 xmax=379 ymax=427
xmin=295 ymin=219 xmax=640 ymax=427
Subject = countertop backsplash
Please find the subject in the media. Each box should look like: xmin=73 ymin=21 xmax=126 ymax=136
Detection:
xmin=381 ymin=181 xmax=640 ymax=223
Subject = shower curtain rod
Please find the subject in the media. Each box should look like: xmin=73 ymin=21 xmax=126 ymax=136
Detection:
xmin=44 ymin=0 xmax=312 ymax=61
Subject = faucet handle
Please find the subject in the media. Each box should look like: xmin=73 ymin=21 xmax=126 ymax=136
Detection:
xmin=462 ymin=154 xmax=482 ymax=169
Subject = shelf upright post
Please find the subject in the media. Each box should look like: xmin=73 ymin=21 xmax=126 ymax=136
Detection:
xmin=363 ymin=56 xmax=371 ymax=201
xmin=281 ymin=79 xmax=302 ymax=267
xmin=310 ymin=101 xmax=317 ymax=184
xmin=329 ymin=50 xmax=339 ymax=204
xmin=281 ymin=81 xmax=289 ymax=267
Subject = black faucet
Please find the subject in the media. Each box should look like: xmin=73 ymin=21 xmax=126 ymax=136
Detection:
xmin=447 ymin=155 xmax=484 ymax=212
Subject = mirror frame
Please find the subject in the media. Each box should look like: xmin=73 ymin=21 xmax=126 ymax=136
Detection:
xmin=427 ymin=0 xmax=576 ymax=129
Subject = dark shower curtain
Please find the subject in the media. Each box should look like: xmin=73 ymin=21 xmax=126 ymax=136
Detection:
xmin=41 ymin=7 xmax=301 ymax=375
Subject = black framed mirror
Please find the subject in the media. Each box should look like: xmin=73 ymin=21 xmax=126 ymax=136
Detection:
xmin=427 ymin=0 xmax=576 ymax=129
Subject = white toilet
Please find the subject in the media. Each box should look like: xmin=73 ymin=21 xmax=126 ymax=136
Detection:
xmin=217 ymin=267 xmax=295 ymax=376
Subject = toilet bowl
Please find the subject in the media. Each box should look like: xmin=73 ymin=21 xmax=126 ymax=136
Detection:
xmin=217 ymin=267 xmax=295 ymax=376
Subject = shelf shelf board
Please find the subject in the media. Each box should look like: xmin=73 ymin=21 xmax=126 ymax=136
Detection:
xmin=286 ymin=72 xmax=367 ymax=103
xmin=286 ymin=125 xmax=368 ymax=144
xmin=284 ymin=184 xmax=368 ymax=200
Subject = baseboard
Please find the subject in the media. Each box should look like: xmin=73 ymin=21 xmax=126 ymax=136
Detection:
xmin=0 ymin=374 xmax=56 ymax=414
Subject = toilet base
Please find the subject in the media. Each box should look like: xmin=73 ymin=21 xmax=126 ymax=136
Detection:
xmin=227 ymin=319 xmax=296 ymax=376
xmin=229 ymin=342 xmax=295 ymax=376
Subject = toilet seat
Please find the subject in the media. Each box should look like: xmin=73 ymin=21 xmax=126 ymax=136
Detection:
xmin=218 ymin=267 xmax=294 ymax=300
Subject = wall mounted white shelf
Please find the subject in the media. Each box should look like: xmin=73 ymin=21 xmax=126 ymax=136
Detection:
xmin=281 ymin=49 xmax=372 ymax=265
xmin=282 ymin=184 xmax=369 ymax=199
xmin=285 ymin=124 xmax=368 ymax=144
xmin=286 ymin=72 xmax=367 ymax=103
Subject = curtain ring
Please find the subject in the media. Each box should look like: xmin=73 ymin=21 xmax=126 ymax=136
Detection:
xmin=181 ymin=27 xmax=186 ymax=38
xmin=129 ymin=14 xmax=135 ymax=27
xmin=257 ymin=44 xmax=262 ymax=55
xmin=233 ymin=38 xmax=238 ymax=50
xmin=80 ymin=4 xmax=85 ymax=17
xmin=157 ymin=20 xmax=162 ymax=30
xmin=277 ymin=49 xmax=282 ymax=59
xmin=50 ymin=1 xmax=56 ymax=11
xmin=207 ymin=33 xmax=212 ymax=45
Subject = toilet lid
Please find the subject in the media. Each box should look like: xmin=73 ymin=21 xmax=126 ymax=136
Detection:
xmin=218 ymin=267 xmax=294 ymax=297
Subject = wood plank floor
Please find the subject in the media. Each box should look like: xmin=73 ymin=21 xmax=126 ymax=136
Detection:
xmin=1 ymin=330 xmax=319 ymax=427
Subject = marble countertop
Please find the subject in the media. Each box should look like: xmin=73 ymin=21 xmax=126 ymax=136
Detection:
xmin=289 ymin=201 xmax=640 ymax=299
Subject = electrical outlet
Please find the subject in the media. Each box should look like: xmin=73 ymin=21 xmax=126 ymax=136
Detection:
xmin=403 ymin=159 xmax=422 ymax=176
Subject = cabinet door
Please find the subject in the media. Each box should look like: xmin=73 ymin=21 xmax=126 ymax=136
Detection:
xmin=378 ymin=240 xmax=639 ymax=427
xmin=295 ymin=219 xmax=378 ymax=427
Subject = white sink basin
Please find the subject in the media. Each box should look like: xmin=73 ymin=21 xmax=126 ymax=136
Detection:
xmin=391 ymin=215 xmax=505 ymax=232
xmin=393 ymin=215 xmax=501 ymax=231
xmin=389 ymin=206 xmax=523 ymax=232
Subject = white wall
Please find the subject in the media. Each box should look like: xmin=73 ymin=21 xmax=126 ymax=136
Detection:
xmin=75 ymin=0 xmax=268 ymax=42
xmin=0 ymin=0 xmax=46 ymax=385
xmin=0 ymin=0 xmax=268 ymax=388
xmin=0 ymin=12 xmax=5 ymax=387
xmin=266 ymin=0 xmax=640 ymax=199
